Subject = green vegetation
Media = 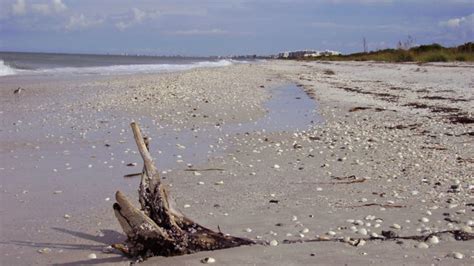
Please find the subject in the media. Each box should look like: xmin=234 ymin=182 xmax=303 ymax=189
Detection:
xmin=309 ymin=42 xmax=474 ymax=63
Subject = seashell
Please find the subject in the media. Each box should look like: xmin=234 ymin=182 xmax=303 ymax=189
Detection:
xmin=269 ymin=239 xmax=278 ymax=246
xmin=201 ymin=257 xmax=216 ymax=264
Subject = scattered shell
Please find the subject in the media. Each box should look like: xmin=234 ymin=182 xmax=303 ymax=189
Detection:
xmin=450 ymin=252 xmax=464 ymax=259
xmin=391 ymin=224 xmax=401 ymax=229
xmin=53 ymin=190 xmax=63 ymax=194
xmin=420 ymin=217 xmax=429 ymax=223
xmin=426 ymin=236 xmax=439 ymax=245
xmin=273 ymin=164 xmax=280 ymax=169
xmin=244 ymin=228 xmax=252 ymax=233
xmin=201 ymin=257 xmax=216 ymax=264
xmin=355 ymin=239 xmax=366 ymax=247
xmin=370 ymin=232 xmax=379 ymax=238
xmin=102 ymin=246 xmax=114 ymax=253
xmin=64 ymin=214 xmax=71 ymax=219
xmin=301 ymin=228 xmax=310 ymax=233
xmin=416 ymin=242 xmax=429 ymax=249
xmin=357 ymin=228 xmax=368 ymax=235
xmin=88 ymin=253 xmax=97 ymax=259
xmin=184 ymin=204 xmax=191 ymax=208
xmin=38 ymin=248 xmax=51 ymax=254
xmin=269 ymin=239 xmax=279 ymax=246
xmin=215 ymin=180 xmax=224 ymax=185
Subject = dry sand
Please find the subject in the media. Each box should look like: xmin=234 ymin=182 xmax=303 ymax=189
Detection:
xmin=0 ymin=61 xmax=473 ymax=265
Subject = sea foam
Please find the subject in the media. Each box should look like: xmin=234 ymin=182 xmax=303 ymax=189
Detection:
xmin=0 ymin=60 xmax=17 ymax=76
xmin=8 ymin=59 xmax=234 ymax=77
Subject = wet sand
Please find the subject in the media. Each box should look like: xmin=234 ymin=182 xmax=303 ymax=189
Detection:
xmin=1 ymin=61 xmax=473 ymax=265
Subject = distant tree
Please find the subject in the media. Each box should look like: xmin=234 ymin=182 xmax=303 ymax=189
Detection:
xmin=403 ymin=35 xmax=415 ymax=49
xmin=397 ymin=41 xmax=403 ymax=50
xmin=363 ymin=37 xmax=368 ymax=53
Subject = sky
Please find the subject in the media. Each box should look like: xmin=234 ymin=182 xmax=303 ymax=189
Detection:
xmin=0 ymin=0 xmax=473 ymax=56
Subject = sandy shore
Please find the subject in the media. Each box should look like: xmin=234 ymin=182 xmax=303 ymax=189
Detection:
xmin=1 ymin=61 xmax=473 ymax=265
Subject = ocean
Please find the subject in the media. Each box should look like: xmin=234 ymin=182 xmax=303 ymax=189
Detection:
xmin=0 ymin=52 xmax=236 ymax=77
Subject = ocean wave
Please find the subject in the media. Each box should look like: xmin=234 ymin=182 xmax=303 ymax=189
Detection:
xmin=2 ymin=59 xmax=234 ymax=77
xmin=0 ymin=60 xmax=18 ymax=76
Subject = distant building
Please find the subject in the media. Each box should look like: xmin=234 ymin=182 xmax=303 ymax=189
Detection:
xmin=278 ymin=49 xmax=341 ymax=59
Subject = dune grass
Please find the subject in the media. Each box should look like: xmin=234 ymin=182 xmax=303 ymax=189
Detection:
xmin=306 ymin=42 xmax=474 ymax=63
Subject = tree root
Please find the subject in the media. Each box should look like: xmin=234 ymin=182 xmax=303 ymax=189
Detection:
xmin=112 ymin=123 xmax=256 ymax=260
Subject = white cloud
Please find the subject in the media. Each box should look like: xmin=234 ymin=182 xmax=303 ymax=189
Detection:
xmin=65 ymin=14 xmax=104 ymax=31
xmin=52 ymin=0 xmax=67 ymax=12
xmin=12 ymin=0 xmax=26 ymax=15
xmin=132 ymin=8 xmax=146 ymax=23
xmin=438 ymin=13 xmax=474 ymax=41
xmin=115 ymin=8 xmax=160 ymax=30
xmin=32 ymin=4 xmax=51 ymax=15
xmin=11 ymin=0 xmax=67 ymax=16
xmin=439 ymin=13 xmax=474 ymax=29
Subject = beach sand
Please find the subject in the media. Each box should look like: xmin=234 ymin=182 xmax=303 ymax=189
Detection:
xmin=0 ymin=61 xmax=472 ymax=265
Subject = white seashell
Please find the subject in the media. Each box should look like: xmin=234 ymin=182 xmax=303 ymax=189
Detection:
xmin=450 ymin=252 xmax=464 ymax=259
xmin=102 ymin=246 xmax=114 ymax=253
xmin=88 ymin=253 xmax=97 ymax=259
xmin=391 ymin=223 xmax=402 ymax=229
xmin=215 ymin=180 xmax=224 ymax=185
xmin=201 ymin=257 xmax=216 ymax=264
xmin=38 ymin=248 xmax=51 ymax=254
xmin=357 ymin=228 xmax=368 ymax=235
xmin=420 ymin=217 xmax=429 ymax=223
xmin=64 ymin=214 xmax=71 ymax=219
xmin=273 ymin=164 xmax=280 ymax=169
xmin=269 ymin=239 xmax=278 ymax=246
xmin=426 ymin=236 xmax=439 ymax=244
xmin=416 ymin=243 xmax=429 ymax=249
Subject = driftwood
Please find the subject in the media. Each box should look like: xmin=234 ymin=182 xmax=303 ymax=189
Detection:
xmin=112 ymin=122 xmax=255 ymax=259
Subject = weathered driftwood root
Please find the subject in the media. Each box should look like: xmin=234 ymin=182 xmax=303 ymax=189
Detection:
xmin=113 ymin=122 xmax=255 ymax=259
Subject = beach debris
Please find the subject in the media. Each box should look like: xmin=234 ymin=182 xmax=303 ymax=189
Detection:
xmin=111 ymin=123 xmax=255 ymax=259
xmin=269 ymin=239 xmax=279 ymax=246
xmin=13 ymin=87 xmax=23 ymax=94
xmin=323 ymin=69 xmax=335 ymax=75
xmin=53 ymin=190 xmax=63 ymax=194
xmin=64 ymin=214 xmax=71 ymax=219
xmin=88 ymin=253 xmax=97 ymax=259
xmin=37 ymin=248 xmax=51 ymax=254
xmin=102 ymin=246 xmax=115 ymax=253
xmin=201 ymin=257 xmax=216 ymax=264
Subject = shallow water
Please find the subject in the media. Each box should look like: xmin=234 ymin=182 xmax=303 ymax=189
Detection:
xmin=143 ymin=84 xmax=322 ymax=170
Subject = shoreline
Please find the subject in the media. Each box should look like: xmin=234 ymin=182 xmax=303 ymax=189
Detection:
xmin=1 ymin=61 xmax=473 ymax=265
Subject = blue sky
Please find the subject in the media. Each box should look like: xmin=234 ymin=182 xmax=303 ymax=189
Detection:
xmin=0 ymin=0 xmax=473 ymax=55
